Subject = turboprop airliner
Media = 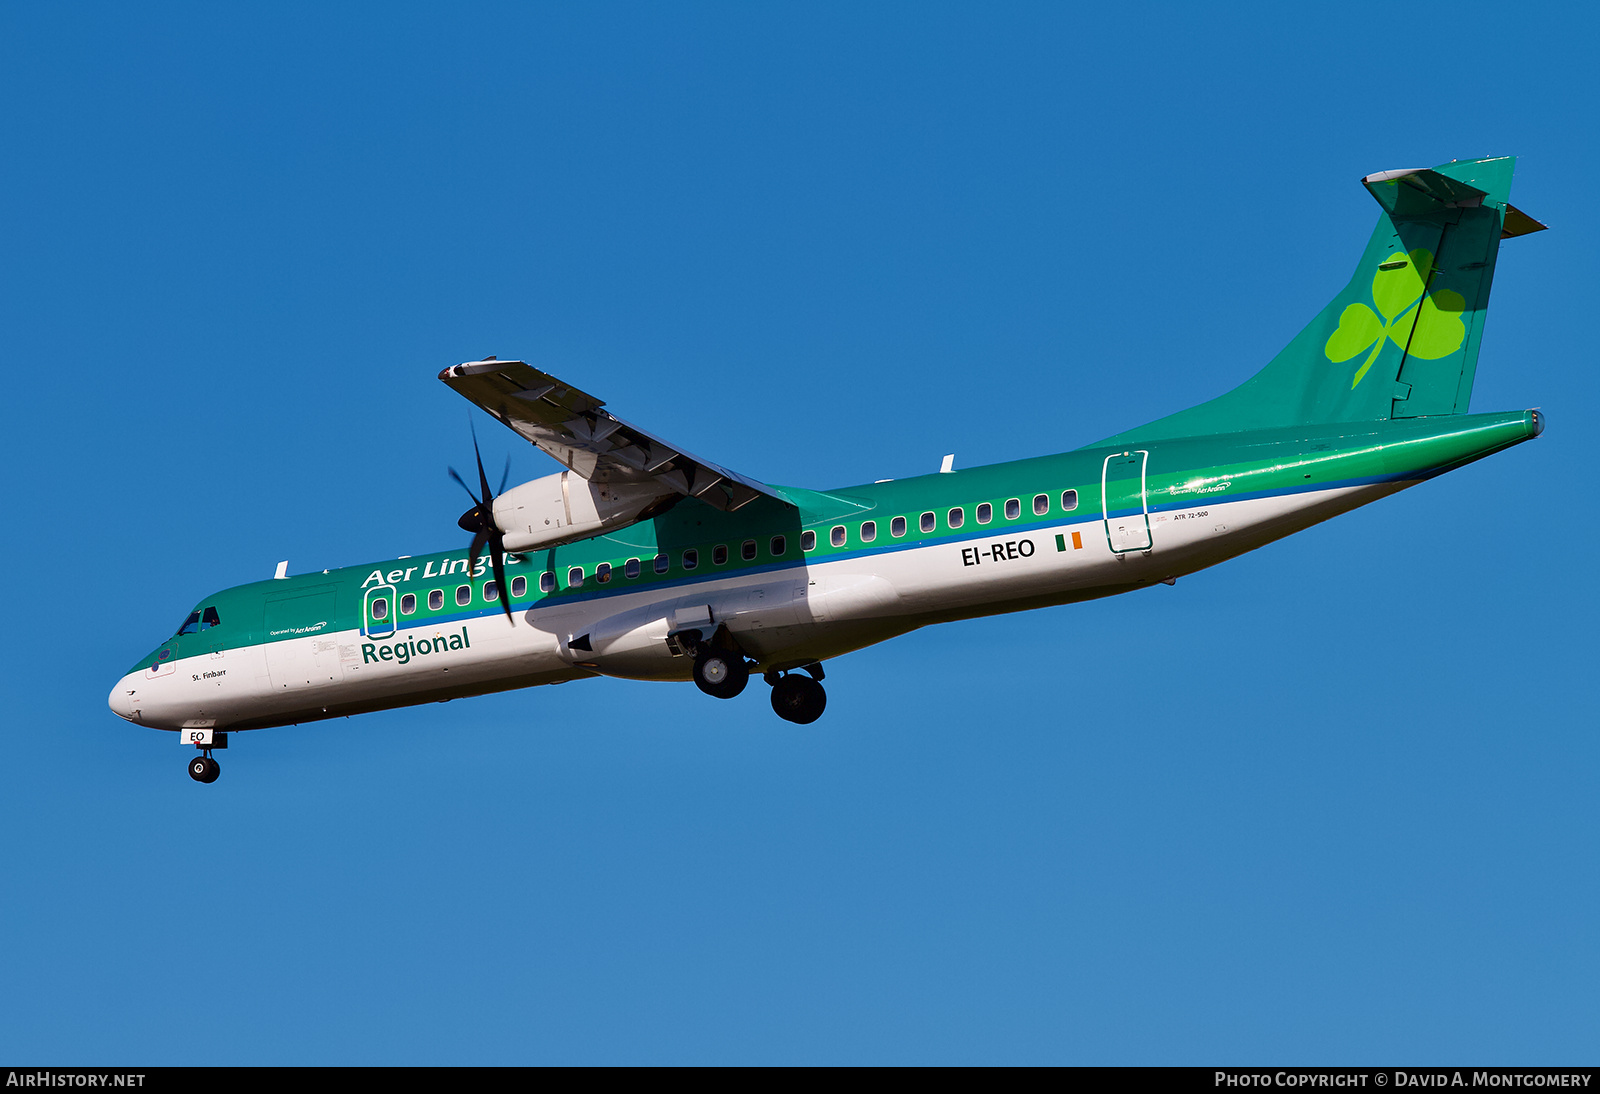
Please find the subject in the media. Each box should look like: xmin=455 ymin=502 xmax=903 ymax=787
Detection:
xmin=110 ymin=156 xmax=1548 ymax=782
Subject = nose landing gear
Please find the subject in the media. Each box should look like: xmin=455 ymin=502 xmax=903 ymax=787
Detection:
xmin=185 ymin=731 xmax=227 ymax=783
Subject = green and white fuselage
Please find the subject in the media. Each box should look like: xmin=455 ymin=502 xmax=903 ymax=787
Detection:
xmin=109 ymin=411 xmax=1541 ymax=733
xmin=107 ymin=156 xmax=1550 ymax=767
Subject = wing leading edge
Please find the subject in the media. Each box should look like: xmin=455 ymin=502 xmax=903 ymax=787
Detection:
xmin=439 ymin=359 xmax=785 ymax=513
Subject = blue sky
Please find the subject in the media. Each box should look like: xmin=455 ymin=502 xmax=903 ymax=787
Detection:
xmin=3 ymin=1 xmax=1596 ymax=1064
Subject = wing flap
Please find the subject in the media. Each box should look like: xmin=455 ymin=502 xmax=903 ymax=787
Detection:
xmin=439 ymin=359 xmax=782 ymax=513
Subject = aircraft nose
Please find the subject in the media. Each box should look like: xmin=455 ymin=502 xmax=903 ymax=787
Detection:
xmin=108 ymin=676 xmax=140 ymax=723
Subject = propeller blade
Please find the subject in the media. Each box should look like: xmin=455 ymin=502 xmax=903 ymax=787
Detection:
xmin=447 ymin=466 xmax=478 ymax=504
xmin=472 ymin=421 xmax=493 ymax=504
xmin=489 ymin=534 xmax=513 ymax=624
xmin=449 ymin=417 xmax=516 ymax=626
xmin=467 ymin=528 xmax=489 ymax=578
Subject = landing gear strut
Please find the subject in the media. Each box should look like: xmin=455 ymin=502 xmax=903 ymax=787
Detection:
xmin=767 ymin=665 xmax=827 ymax=724
xmin=186 ymin=731 xmax=226 ymax=783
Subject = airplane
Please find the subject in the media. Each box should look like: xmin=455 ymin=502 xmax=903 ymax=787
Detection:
xmin=109 ymin=155 xmax=1547 ymax=783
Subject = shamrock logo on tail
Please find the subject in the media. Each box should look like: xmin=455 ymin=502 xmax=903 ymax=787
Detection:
xmin=1324 ymin=249 xmax=1467 ymax=388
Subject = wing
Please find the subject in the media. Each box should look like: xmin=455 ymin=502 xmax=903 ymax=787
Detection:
xmin=438 ymin=359 xmax=785 ymax=512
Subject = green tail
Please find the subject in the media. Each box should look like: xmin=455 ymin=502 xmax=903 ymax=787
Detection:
xmin=1097 ymin=156 xmax=1545 ymax=446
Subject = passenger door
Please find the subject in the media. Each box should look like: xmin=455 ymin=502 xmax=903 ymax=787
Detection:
xmin=264 ymin=586 xmax=342 ymax=691
xmin=1102 ymin=450 xmax=1152 ymax=553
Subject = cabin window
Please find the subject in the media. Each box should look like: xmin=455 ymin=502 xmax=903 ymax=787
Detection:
xmin=801 ymin=531 xmax=816 ymax=552
xmin=456 ymin=584 xmax=472 ymax=607
xmin=682 ymin=549 xmax=698 ymax=570
xmin=625 ymin=558 xmax=641 ymax=579
xmin=1061 ymin=489 xmax=1079 ymax=512
xmin=511 ymin=576 xmax=527 ymax=597
xmin=400 ymin=594 xmax=416 ymax=615
xmin=429 ymin=589 xmax=444 ymax=611
xmin=860 ymin=520 xmax=876 ymax=543
xmin=742 ymin=539 xmax=757 ymax=561
xmin=201 ymin=606 xmax=221 ymax=630
xmin=371 ymin=597 xmax=389 ymax=621
xmin=713 ymin=545 xmax=728 ymax=566
xmin=540 ymin=572 xmax=556 ymax=593
xmin=977 ymin=502 xmax=992 ymax=524
xmin=831 ymin=525 xmax=846 ymax=548
xmin=891 ymin=516 xmax=906 ymax=537
xmin=483 ymin=580 xmax=499 ymax=602
xmin=178 ymin=611 xmax=202 ymax=636
xmin=1005 ymin=498 xmax=1021 ymax=520
xmin=596 ymin=562 xmax=611 ymax=584
xmin=568 ymin=567 xmax=584 ymax=587
xmin=770 ymin=535 xmax=786 ymax=556
xmin=654 ymin=553 xmax=669 ymax=574
xmin=920 ymin=511 xmax=936 ymax=534
xmin=1034 ymin=493 xmax=1049 ymax=516
xmin=948 ymin=507 xmax=964 ymax=530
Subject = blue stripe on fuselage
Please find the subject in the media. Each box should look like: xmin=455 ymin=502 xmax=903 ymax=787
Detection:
xmin=366 ymin=470 xmax=1423 ymax=631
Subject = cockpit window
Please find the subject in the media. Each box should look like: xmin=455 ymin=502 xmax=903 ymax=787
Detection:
xmin=179 ymin=606 xmax=222 ymax=636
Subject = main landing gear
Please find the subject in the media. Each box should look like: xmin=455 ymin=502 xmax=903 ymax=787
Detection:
xmin=692 ymin=647 xmax=749 ymax=699
xmin=681 ymin=629 xmax=828 ymax=724
xmin=767 ymin=667 xmax=826 ymax=724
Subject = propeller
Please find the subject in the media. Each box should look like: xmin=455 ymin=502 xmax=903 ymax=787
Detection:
xmin=449 ymin=421 xmax=516 ymax=625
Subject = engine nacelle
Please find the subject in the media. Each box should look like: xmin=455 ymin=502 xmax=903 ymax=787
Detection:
xmin=492 ymin=471 xmax=675 ymax=552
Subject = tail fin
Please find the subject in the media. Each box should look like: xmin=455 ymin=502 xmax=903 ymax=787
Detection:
xmin=1097 ymin=156 xmax=1545 ymax=446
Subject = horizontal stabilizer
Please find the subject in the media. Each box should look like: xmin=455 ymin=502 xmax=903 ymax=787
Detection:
xmin=1364 ymin=165 xmax=1546 ymax=239
xmin=1501 ymin=204 xmax=1548 ymax=239
xmin=1363 ymin=168 xmax=1488 ymax=215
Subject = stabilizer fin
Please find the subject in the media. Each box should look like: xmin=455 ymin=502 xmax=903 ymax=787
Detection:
xmin=1094 ymin=156 xmax=1542 ymax=447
